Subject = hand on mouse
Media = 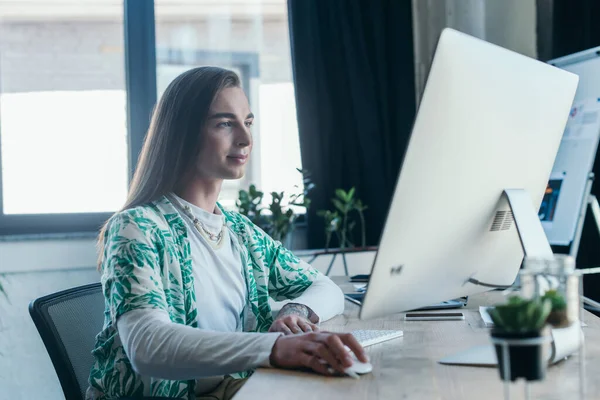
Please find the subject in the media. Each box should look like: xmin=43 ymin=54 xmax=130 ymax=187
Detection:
xmin=269 ymin=332 xmax=368 ymax=376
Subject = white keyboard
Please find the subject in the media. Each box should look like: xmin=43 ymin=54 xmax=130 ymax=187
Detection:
xmin=351 ymin=329 xmax=404 ymax=347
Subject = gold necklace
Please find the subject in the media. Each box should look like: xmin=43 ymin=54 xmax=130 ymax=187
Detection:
xmin=170 ymin=195 xmax=226 ymax=249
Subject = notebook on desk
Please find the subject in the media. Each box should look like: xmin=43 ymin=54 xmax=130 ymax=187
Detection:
xmin=344 ymin=292 xmax=469 ymax=311
xmin=347 ymin=274 xmax=468 ymax=310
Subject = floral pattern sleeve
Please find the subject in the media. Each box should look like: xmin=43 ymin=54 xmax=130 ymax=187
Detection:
xmin=101 ymin=210 xmax=169 ymax=324
xmin=88 ymin=203 xmax=195 ymax=399
xmin=267 ymin=242 xmax=321 ymax=301
xmin=236 ymin=216 xmax=320 ymax=302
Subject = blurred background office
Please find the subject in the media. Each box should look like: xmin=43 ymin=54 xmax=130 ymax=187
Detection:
xmin=1 ymin=1 xmax=599 ymax=398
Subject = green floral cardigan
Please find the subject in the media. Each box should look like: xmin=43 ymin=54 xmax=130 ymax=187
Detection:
xmin=86 ymin=195 xmax=320 ymax=399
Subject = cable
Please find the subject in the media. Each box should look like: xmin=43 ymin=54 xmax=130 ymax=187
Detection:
xmin=466 ymin=277 xmax=513 ymax=289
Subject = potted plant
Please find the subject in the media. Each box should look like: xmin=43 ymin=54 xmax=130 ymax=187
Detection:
xmin=236 ymin=169 xmax=314 ymax=247
xmin=489 ymin=295 xmax=552 ymax=382
xmin=317 ymin=187 xmax=368 ymax=251
xmin=542 ymin=289 xmax=570 ymax=328
xmin=236 ymin=184 xmax=265 ymax=226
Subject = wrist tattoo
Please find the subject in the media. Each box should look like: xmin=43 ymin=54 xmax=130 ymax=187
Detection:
xmin=278 ymin=303 xmax=310 ymax=320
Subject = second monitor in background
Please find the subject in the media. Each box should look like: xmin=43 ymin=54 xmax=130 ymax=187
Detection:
xmin=544 ymin=46 xmax=600 ymax=251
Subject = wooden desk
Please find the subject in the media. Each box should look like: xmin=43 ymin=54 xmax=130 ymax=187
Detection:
xmin=236 ymin=278 xmax=600 ymax=399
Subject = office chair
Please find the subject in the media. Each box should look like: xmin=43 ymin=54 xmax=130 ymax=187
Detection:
xmin=29 ymin=283 xmax=165 ymax=400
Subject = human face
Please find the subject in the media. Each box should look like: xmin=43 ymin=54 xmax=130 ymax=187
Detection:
xmin=196 ymin=86 xmax=254 ymax=180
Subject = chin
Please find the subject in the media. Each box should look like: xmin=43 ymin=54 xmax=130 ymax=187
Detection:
xmin=223 ymin=169 xmax=246 ymax=180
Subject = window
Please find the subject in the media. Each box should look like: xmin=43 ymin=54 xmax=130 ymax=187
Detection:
xmin=154 ymin=0 xmax=303 ymax=209
xmin=0 ymin=0 xmax=303 ymax=235
xmin=259 ymin=82 xmax=303 ymax=200
xmin=0 ymin=2 xmax=128 ymax=215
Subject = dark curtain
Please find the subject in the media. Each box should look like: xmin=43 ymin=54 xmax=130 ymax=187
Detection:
xmin=538 ymin=0 xmax=600 ymax=303
xmin=288 ymin=0 xmax=416 ymax=249
xmin=538 ymin=0 xmax=600 ymax=61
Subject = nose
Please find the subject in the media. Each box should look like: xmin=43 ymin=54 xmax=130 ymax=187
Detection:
xmin=236 ymin=124 xmax=252 ymax=148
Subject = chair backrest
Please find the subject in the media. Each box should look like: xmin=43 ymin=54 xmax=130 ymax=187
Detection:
xmin=29 ymin=283 xmax=104 ymax=400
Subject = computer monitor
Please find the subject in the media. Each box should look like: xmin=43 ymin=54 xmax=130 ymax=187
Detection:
xmin=359 ymin=28 xmax=578 ymax=320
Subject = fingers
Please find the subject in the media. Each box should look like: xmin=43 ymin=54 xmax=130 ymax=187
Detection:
xmin=268 ymin=320 xmax=294 ymax=335
xmin=288 ymin=321 xmax=303 ymax=334
xmin=338 ymin=333 xmax=368 ymax=363
xmin=279 ymin=324 xmax=294 ymax=335
xmin=297 ymin=319 xmax=318 ymax=333
xmin=301 ymin=353 xmax=336 ymax=376
xmin=306 ymin=341 xmax=347 ymax=374
xmin=326 ymin=335 xmax=355 ymax=367
xmin=272 ymin=315 xmax=316 ymax=335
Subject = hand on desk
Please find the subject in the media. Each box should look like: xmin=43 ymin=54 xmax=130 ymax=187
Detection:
xmin=269 ymin=332 xmax=368 ymax=376
xmin=269 ymin=303 xmax=319 ymax=335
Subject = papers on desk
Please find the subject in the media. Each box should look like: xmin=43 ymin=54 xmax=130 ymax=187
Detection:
xmin=479 ymin=306 xmax=495 ymax=327
xmin=353 ymin=283 xmax=367 ymax=292
xmin=438 ymin=345 xmax=497 ymax=367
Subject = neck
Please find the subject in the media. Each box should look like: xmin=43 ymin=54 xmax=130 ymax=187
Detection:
xmin=175 ymin=177 xmax=223 ymax=214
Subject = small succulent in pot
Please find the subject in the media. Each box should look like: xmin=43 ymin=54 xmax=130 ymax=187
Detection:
xmin=489 ymin=295 xmax=551 ymax=334
xmin=541 ymin=289 xmax=569 ymax=328
xmin=489 ymin=296 xmax=552 ymax=382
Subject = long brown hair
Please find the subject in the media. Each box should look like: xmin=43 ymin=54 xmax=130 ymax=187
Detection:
xmin=97 ymin=67 xmax=241 ymax=267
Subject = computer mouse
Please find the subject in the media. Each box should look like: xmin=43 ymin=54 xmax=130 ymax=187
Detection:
xmin=344 ymin=359 xmax=373 ymax=377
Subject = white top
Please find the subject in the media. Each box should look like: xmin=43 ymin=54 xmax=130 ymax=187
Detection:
xmin=173 ymin=194 xmax=248 ymax=332
xmin=117 ymin=194 xmax=345 ymax=395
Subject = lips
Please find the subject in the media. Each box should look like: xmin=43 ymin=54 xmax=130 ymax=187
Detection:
xmin=227 ymin=154 xmax=249 ymax=164
xmin=227 ymin=154 xmax=248 ymax=160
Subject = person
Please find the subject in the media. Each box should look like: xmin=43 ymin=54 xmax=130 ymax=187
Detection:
xmin=86 ymin=66 xmax=368 ymax=400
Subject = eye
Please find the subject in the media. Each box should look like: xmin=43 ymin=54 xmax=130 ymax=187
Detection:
xmin=217 ymin=121 xmax=232 ymax=128
xmin=245 ymin=120 xmax=254 ymax=127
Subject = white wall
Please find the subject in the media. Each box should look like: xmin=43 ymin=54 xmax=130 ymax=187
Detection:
xmin=0 ymin=239 xmax=99 ymax=400
xmin=0 ymin=239 xmax=97 ymax=273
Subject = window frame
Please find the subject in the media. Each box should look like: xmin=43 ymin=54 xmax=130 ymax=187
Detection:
xmin=0 ymin=0 xmax=157 ymax=236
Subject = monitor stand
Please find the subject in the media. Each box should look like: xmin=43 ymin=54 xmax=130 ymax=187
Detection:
xmin=460 ymin=188 xmax=600 ymax=311
xmin=504 ymin=189 xmax=554 ymax=258
xmin=467 ymin=189 xmax=553 ymax=289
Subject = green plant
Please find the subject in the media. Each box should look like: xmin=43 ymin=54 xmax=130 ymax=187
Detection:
xmin=542 ymin=289 xmax=569 ymax=327
xmin=236 ymin=184 xmax=265 ymax=224
xmin=264 ymin=191 xmax=295 ymax=242
xmin=236 ymin=169 xmax=314 ymax=243
xmin=541 ymin=289 xmax=567 ymax=311
xmin=316 ymin=209 xmax=341 ymax=250
xmin=318 ymin=187 xmax=368 ymax=250
xmin=289 ymin=168 xmax=315 ymax=210
xmin=354 ymin=199 xmax=368 ymax=248
xmin=489 ymin=296 xmax=552 ymax=334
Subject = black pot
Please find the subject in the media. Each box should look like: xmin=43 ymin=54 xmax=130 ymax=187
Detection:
xmin=491 ymin=330 xmax=547 ymax=382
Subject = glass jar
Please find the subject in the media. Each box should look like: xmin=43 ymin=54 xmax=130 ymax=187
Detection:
xmin=519 ymin=255 xmax=580 ymax=327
